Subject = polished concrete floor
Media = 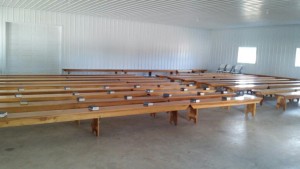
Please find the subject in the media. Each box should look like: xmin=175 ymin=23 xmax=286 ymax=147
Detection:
xmin=0 ymin=98 xmax=300 ymax=169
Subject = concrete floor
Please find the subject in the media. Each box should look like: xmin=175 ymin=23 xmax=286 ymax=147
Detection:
xmin=0 ymin=97 xmax=300 ymax=169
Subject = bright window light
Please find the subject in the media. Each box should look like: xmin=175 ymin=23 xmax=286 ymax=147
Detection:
xmin=237 ymin=47 xmax=257 ymax=64
xmin=295 ymin=48 xmax=300 ymax=67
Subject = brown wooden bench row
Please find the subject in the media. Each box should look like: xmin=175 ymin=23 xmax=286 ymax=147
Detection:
xmin=195 ymin=80 xmax=300 ymax=89
xmin=0 ymin=82 xmax=182 ymax=90
xmin=0 ymin=89 xmax=216 ymax=103
xmin=0 ymin=79 xmax=171 ymax=85
xmin=0 ymin=84 xmax=196 ymax=95
xmin=226 ymin=83 xmax=300 ymax=93
xmin=0 ymin=74 xmax=137 ymax=78
xmin=0 ymin=77 xmax=169 ymax=82
xmin=62 ymin=69 xmax=207 ymax=76
xmin=157 ymin=74 xmax=278 ymax=82
xmin=253 ymin=87 xmax=300 ymax=105
xmin=0 ymin=96 xmax=261 ymax=136
xmin=0 ymin=92 xmax=236 ymax=113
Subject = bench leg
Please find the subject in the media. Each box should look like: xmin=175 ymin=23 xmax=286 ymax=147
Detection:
xmin=196 ymin=82 xmax=202 ymax=88
xmin=256 ymin=95 xmax=264 ymax=106
xmin=276 ymin=96 xmax=286 ymax=111
xmin=91 ymin=118 xmax=100 ymax=137
xmin=150 ymin=113 xmax=156 ymax=118
xmin=187 ymin=107 xmax=198 ymax=124
xmin=75 ymin=120 xmax=81 ymax=126
xmin=246 ymin=103 xmax=256 ymax=117
xmin=169 ymin=111 xmax=178 ymax=125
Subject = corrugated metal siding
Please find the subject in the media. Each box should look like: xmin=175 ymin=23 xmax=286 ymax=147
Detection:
xmin=208 ymin=25 xmax=300 ymax=79
xmin=0 ymin=7 xmax=211 ymax=74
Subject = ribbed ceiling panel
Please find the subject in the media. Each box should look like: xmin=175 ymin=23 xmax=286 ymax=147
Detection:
xmin=1 ymin=0 xmax=300 ymax=29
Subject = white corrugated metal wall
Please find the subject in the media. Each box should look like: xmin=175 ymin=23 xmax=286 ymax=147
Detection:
xmin=208 ymin=25 xmax=300 ymax=78
xmin=1 ymin=7 xmax=300 ymax=78
xmin=0 ymin=7 xmax=211 ymax=74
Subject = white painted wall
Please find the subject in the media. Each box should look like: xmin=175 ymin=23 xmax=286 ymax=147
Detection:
xmin=208 ymin=25 xmax=300 ymax=79
xmin=2 ymin=7 xmax=300 ymax=78
xmin=0 ymin=7 xmax=211 ymax=74
xmin=6 ymin=22 xmax=62 ymax=74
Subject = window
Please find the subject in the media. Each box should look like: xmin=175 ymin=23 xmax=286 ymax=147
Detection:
xmin=295 ymin=48 xmax=300 ymax=67
xmin=237 ymin=47 xmax=257 ymax=64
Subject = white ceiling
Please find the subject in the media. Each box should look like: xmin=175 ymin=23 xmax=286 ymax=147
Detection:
xmin=1 ymin=0 xmax=300 ymax=29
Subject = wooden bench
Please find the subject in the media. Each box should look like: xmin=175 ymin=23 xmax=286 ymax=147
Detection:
xmin=195 ymin=80 xmax=300 ymax=89
xmin=0 ymin=79 xmax=171 ymax=85
xmin=0 ymin=75 xmax=139 ymax=79
xmin=226 ymin=83 xmax=300 ymax=94
xmin=0 ymin=82 xmax=181 ymax=90
xmin=62 ymin=69 xmax=206 ymax=76
xmin=0 ymin=101 xmax=190 ymax=136
xmin=0 ymin=93 xmax=236 ymax=113
xmin=0 ymin=86 xmax=135 ymax=95
xmin=0 ymin=91 xmax=149 ymax=103
xmin=226 ymin=84 xmax=269 ymax=93
xmin=62 ymin=69 xmax=124 ymax=75
xmin=188 ymin=95 xmax=262 ymax=123
xmin=63 ymin=68 xmax=178 ymax=76
xmin=268 ymin=83 xmax=300 ymax=89
xmin=0 ymin=95 xmax=261 ymax=136
xmin=0 ymin=83 xmax=190 ymax=95
xmin=0 ymin=88 xmax=215 ymax=103
xmin=0 ymin=76 xmax=150 ymax=82
xmin=275 ymin=92 xmax=300 ymax=111
xmin=0 ymin=78 xmax=169 ymax=83
xmin=253 ymin=87 xmax=300 ymax=105
xmin=0 ymin=74 xmax=136 ymax=78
